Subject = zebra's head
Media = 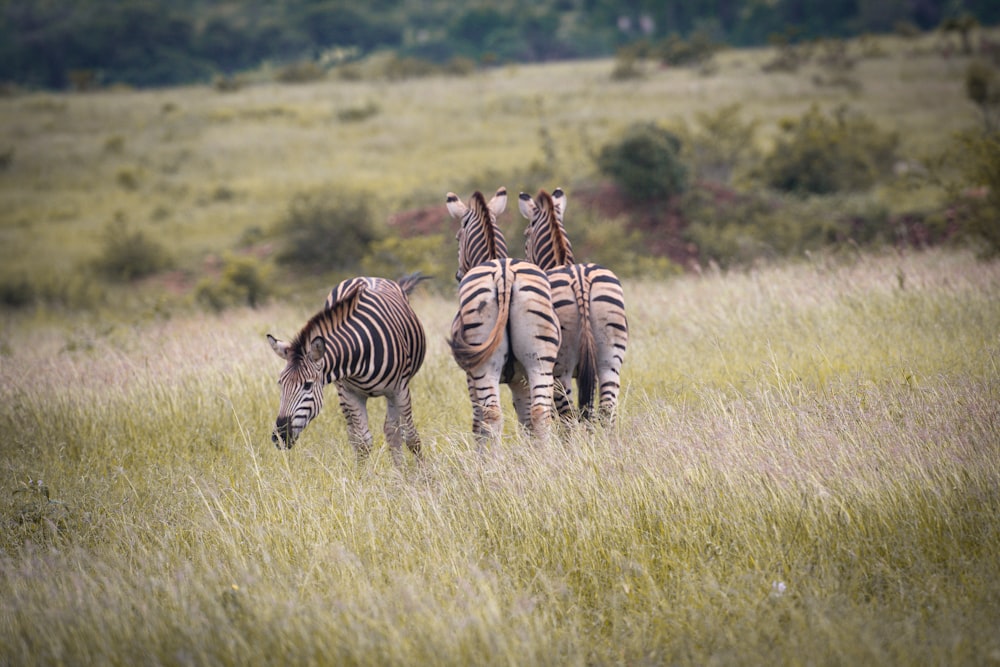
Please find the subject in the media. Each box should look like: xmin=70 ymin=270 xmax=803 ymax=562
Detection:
xmin=267 ymin=333 xmax=327 ymax=449
xmin=446 ymin=186 xmax=508 ymax=281
xmin=518 ymin=188 xmax=572 ymax=269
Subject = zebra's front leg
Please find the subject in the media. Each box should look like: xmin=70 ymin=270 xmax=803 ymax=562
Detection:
xmin=337 ymin=385 xmax=373 ymax=462
xmin=384 ymin=386 xmax=422 ymax=466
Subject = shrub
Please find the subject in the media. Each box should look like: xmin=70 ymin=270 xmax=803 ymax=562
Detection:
xmin=275 ymin=60 xmax=325 ymax=84
xmin=965 ymin=60 xmax=1000 ymax=132
xmin=680 ymin=103 xmax=759 ymax=184
xmin=682 ymin=187 xmax=850 ymax=267
xmin=610 ymin=44 xmax=648 ymax=81
xmin=336 ymin=101 xmax=380 ymax=123
xmin=91 ymin=218 xmax=173 ymax=282
xmin=655 ymin=29 xmax=720 ymax=67
xmin=952 ymin=130 xmax=1000 ymax=257
xmin=361 ymin=235 xmax=452 ymax=288
xmin=597 ymin=122 xmax=689 ymax=201
xmin=0 ymin=276 xmax=36 ymax=308
xmin=757 ymin=105 xmax=898 ymax=195
xmin=195 ymin=255 xmax=271 ymax=311
xmin=273 ymin=189 xmax=385 ymax=273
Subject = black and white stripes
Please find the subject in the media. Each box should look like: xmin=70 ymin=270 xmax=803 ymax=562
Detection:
xmin=267 ymin=275 xmax=426 ymax=464
xmin=446 ymin=189 xmax=560 ymax=443
xmin=519 ymin=188 xmax=629 ymax=426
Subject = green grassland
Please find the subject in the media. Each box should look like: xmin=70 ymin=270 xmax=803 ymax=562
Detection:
xmin=2 ymin=31 xmax=1000 ymax=665
xmin=0 ymin=30 xmax=991 ymax=290
xmin=2 ymin=249 xmax=998 ymax=664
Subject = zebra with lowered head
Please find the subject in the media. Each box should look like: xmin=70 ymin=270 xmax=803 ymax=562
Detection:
xmin=518 ymin=188 xmax=628 ymax=426
xmin=267 ymin=274 xmax=427 ymax=465
xmin=445 ymin=189 xmax=561 ymax=444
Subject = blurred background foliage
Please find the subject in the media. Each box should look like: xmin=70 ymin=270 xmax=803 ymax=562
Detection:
xmin=1 ymin=0 xmax=998 ymax=89
xmin=1 ymin=2 xmax=999 ymax=313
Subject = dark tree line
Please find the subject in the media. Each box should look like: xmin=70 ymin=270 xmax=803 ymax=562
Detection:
xmin=1 ymin=0 xmax=996 ymax=89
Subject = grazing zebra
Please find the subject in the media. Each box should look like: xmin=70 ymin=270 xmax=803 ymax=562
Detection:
xmin=446 ymin=189 xmax=560 ymax=443
xmin=267 ymin=274 xmax=427 ymax=465
xmin=518 ymin=188 xmax=628 ymax=426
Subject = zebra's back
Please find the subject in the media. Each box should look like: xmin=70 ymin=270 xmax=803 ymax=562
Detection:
xmin=325 ymin=276 xmax=427 ymax=394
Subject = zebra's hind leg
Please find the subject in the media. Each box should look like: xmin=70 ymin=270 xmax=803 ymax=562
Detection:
xmin=384 ymin=387 xmax=422 ymax=466
xmin=512 ymin=368 xmax=554 ymax=444
xmin=597 ymin=367 xmax=622 ymax=429
xmin=468 ymin=363 xmax=505 ymax=449
xmin=337 ymin=385 xmax=374 ymax=463
xmin=509 ymin=370 xmax=532 ymax=430
xmin=554 ymin=374 xmax=574 ymax=422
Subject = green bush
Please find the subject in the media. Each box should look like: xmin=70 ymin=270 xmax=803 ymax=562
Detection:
xmin=275 ymin=60 xmax=326 ymax=84
xmin=361 ymin=235 xmax=451 ymax=288
xmin=965 ymin=60 xmax=1000 ymax=132
xmin=273 ymin=189 xmax=385 ymax=273
xmin=195 ymin=255 xmax=271 ymax=311
xmin=953 ymin=130 xmax=1000 ymax=256
xmin=757 ymin=105 xmax=898 ymax=195
xmin=680 ymin=103 xmax=759 ymax=184
xmin=597 ymin=122 xmax=689 ymax=201
xmin=682 ymin=187 xmax=850 ymax=267
xmin=0 ymin=275 xmax=35 ymax=308
xmin=336 ymin=101 xmax=380 ymax=123
xmin=655 ymin=29 xmax=721 ymax=67
xmin=91 ymin=218 xmax=173 ymax=282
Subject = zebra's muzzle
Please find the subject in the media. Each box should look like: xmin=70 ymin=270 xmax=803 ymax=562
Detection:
xmin=273 ymin=417 xmax=296 ymax=449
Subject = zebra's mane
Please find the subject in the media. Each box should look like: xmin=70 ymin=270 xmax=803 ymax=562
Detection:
xmin=470 ymin=190 xmax=505 ymax=260
xmin=288 ymin=281 xmax=365 ymax=363
xmin=538 ymin=190 xmax=573 ymax=266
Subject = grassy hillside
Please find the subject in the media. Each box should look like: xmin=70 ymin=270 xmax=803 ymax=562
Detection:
xmin=1 ymin=248 xmax=998 ymax=664
xmin=0 ymin=29 xmax=992 ymax=304
xmin=2 ymin=32 xmax=999 ymax=664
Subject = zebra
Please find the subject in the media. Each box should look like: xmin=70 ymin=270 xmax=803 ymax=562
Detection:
xmin=267 ymin=274 xmax=427 ymax=465
xmin=447 ymin=186 xmax=509 ymax=281
xmin=445 ymin=189 xmax=561 ymax=444
xmin=518 ymin=188 xmax=628 ymax=426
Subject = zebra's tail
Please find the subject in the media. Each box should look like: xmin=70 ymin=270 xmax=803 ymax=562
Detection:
xmin=449 ymin=261 xmax=512 ymax=372
xmin=575 ymin=271 xmax=599 ymax=420
xmin=396 ymin=272 xmax=431 ymax=297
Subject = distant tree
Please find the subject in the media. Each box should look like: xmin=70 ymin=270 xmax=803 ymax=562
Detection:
xmin=758 ymin=105 xmax=898 ymax=195
xmin=597 ymin=122 xmax=689 ymax=200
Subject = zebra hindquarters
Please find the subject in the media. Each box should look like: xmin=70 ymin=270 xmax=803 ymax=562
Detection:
xmin=506 ymin=259 xmax=561 ymax=442
xmin=449 ymin=260 xmax=512 ymax=445
xmin=548 ymin=264 xmax=627 ymax=427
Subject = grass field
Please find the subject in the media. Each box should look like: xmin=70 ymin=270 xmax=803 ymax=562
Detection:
xmin=0 ymin=29 xmax=991 ymax=289
xmin=2 ymin=248 xmax=999 ymax=664
xmin=2 ymin=29 xmax=999 ymax=664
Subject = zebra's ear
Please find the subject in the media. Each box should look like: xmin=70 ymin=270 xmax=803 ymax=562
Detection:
xmin=552 ymin=187 xmax=566 ymax=221
xmin=517 ymin=192 xmax=537 ymax=220
xmin=308 ymin=336 xmax=325 ymax=363
xmin=445 ymin=192 xmax=467 ymax=220
xmin=267 ymin=334 xmax=291 ymax=360
xmin=488 ymin=187 xmax=507 ymax=217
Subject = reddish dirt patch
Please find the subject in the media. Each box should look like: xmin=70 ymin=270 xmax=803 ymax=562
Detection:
xmin=386 ymin=206 xmax=451 ymax=238
xmin=572 ymin=182 xmax=700 ymax=269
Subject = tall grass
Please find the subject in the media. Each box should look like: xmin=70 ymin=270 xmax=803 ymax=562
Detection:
xmin=2 ymin=248 xmax=998 ymax=664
